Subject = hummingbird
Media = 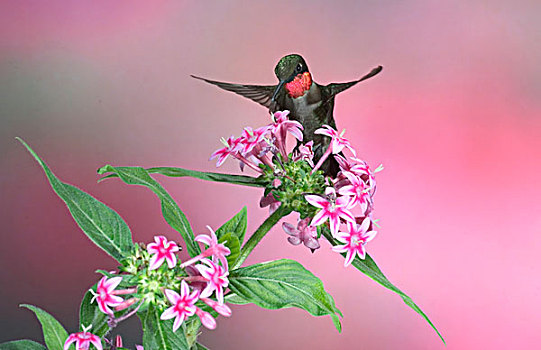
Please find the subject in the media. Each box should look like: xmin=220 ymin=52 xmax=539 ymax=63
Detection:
xmin=192 ymin=54 xmax=382 ymax=176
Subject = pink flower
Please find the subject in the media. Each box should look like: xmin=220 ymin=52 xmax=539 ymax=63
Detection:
xmin=338 ymin=172 xmax=371 ymax=213
xmin=147 ymin=235 xmax=180 ymax=270
xmin=260 ymin=192 xmax=281 ymax=214
xmin=273 ymin=110 xmax=304 ymax=141
xmin=305 ymin=188 xmax=355 ymax=237
xmin=181 ymin=226 xmax=231 ymax=269
xmin=334 ymin=154 xmax=357 ymax=173
xmin=195 ymin=307 xmax=217 ymax=330
xmin=196 ymin=259 xmax=229 ymax=305
xmin=332 ymin=218 xmax=377 ymax=267
xmin=64 ymin=327 xmax=102 ymax=350
xmin=335 ymin=155 xmax=381 ymax=192
xmin=210 ymin=136 xmax=242 ymax=167
xmin=314 ymin=125 xmax=356 ymax=156
xmin=292 ymin=141 xmax=315 ymax=167
xmin=270 ymin=110 xmax=303 ymax=158
xmin=282 ymin=217 xmax=320 ymax=251
xmin=160 ymin=281 xmax=199 ymax=332
xmin=91 ymin=276 xmax=123 ymax=315
xmin=240 ymin=126 xmax=271 ymax=154
xmin=201 ymin=297 xmax=232 ymax=317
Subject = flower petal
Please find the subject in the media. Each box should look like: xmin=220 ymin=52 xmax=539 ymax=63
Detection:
xmin=172 ymin=314 xmax=185 ymax=332
xmin=310 ymin=210 xmax=328 ymax=227
xmin=344 ymin=250 xmax=355 ymax=267
xmin=104 ymin=276 xmax=123 ymax=292
xmin=359 ymin=216 xmax=371 ymax=233
xmin=164 ymin=289 xmax=181 ymax=304
xmin=148 ymin=254 xmax=164 ymax=271
xmin=304 ymin=194 xmax=327 ymax=209
xmin=195 ymin=234 xmax=212 ymax=246
xmin=282 ymin=222 xmax=298 ymax=236
xmin=332 ymin=244 xmax=348 ymax=253
xmin=363 ymin=230 xmax=378 ymax=242
xmin=64 ymin=334 xmax=77 ymax=350
xmin=287 ymin=237 xmax=302 ymax=245
xmin=160 ymin=305 xmax=178 ymax=321
xmin=89 ymin=334 xmax=103 ymax=350
xmin=165 ymin=254 xmax=177 ymax=269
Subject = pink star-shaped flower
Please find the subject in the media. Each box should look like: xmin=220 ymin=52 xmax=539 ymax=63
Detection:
xmin=91 ymin=276 xmax=123 ymax=315
xmin=180 ymin=226 xmax=231 ymax=269
xmin=335 ymin=155 xmax=381 ymax=191
xmin=305 ymin=188 xmax=355 ymax=237
xmin=272 ymin=110 xmax=304 ymax=141
xmin=147 ymin=235 xmax=180 ymax=270
xmin=282 ymin=217 xmax=320 ymax=251
xmin=64 ymin=327 xmax=102 ymax=350
xmin=292 ymin=141 xmax=315 ymax=167
xmin=332 ymin=218 xmax=377 ymax=267
xmin=314 ymin=125 xmax=356 ymax=156
xmin=338 ymin=172 xmax=371 ymax=213
xmin=210 ymin=136 xmax=242 ymax=167
xmin=196 ymin=258 xmax=229 ymax=305
xmin=160 ymin=280 xmax=199 ymax=332
xmin=240 ymin=125 xmax=271 ymax=155
xmin=334 ymin=154 xmax=357 ymax=173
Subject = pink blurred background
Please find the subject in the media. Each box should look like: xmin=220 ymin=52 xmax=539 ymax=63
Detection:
xmin=1 ymin=1 xmax=540 ymax=349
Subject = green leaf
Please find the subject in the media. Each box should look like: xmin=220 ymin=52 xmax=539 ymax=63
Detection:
xmin=18 ymin=138 xmax=134 ymax=261
xmin=216 ymin=207 xmax=247 ymax=243
xmin=224 ymin=293 xmax=250 ymax=305
xmin=228 ymin=259 xmax=342 ymax=332
xmin=321 ymin=228 xmax=445 ymax=344
xmin=0 ymin=340 xmax=46 ymax=350
xmin=140 ymin=305 xmax=190 ymax=350
xmin=79 ymin=288 xmax=109 ymax=337
xmin=20 ymin=304 xmax=69 ymax=350
xmin=218 ymin=232 xmax=240 ymax=267
xmin=97 ymin=165 xmax=200 ymax=257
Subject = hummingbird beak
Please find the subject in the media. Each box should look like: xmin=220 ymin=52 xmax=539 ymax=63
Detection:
xmin=271 ymin=80 xmax=286 ymax=102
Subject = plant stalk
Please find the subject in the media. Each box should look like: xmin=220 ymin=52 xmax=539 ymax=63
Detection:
xmin=233 ymin=206 xmax=290 ymax=269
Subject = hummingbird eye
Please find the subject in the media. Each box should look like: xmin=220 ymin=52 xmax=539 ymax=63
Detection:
xmin=296 ymin=63 xmax=302 ymax=73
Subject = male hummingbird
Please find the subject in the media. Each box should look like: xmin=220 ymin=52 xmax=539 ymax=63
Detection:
xmin=192 ymin=54 xmax=382 ymax=176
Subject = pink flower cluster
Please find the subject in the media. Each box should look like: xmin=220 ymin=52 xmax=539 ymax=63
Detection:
xmin=88 ymin=229 xmax=232 ymax=334
xmin=210 ymin=111 xmax=381 ymax=266
xmin=160 ymin=228 xmax=232 ymax=332
xmin=210 ymin=110 xmax=303 ymax=173
xmin=302 ymin=124 xmax=381 ymax=266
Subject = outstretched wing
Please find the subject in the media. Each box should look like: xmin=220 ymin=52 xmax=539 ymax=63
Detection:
xmin=191 ymin=75 xmax=285 ymax=111
xmin=323 ymin=65 xmax=383 ymax=102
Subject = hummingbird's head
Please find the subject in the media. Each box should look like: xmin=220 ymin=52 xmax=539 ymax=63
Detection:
xmin=272 ymin=54 xmax=312 ymax=100
xmin=274 ymin=54 xmax=309 ymax=82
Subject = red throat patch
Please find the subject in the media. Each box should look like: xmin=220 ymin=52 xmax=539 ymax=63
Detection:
xmin=285 ymin=72 xmax=312 ymax=98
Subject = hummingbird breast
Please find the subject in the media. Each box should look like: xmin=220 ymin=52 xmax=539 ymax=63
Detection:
xmin=284 ymin=82 xmax=323 ymax=141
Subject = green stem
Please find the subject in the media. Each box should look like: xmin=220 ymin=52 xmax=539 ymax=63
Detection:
xmin=233 ymin=206 xmax=291 ymax=269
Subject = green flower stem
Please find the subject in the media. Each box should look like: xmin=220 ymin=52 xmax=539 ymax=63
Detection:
xmin=233 ymin=206 xmax=291 ymax=269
